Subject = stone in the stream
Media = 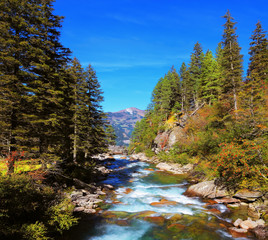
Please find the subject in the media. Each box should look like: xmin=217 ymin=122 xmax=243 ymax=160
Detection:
xmin=240 ymin=218 xmax=258 ymax=229
xmin=234 ymin=189 xmax=263 ymax=201
xmin=135 ymin=211 xmax=157 ymax=219
xmin=185 ymin=180 xmax=229 ymax=198
xmin=234 ymin=218 xmax=243 ymax=227
xmin=228 ymin=227 xmax=248 ymax=238
xmin=251 ymin=226 xmax=268 ymax=240
xmin=150 ymin=198 xmax=177 ymax=206
xmin=73 ymin=207 xmax=85 ymax=212
xmin=256 ymin=219 xmax=265 ymax=227
xmin=215 ymin=198 xmax=240 ymax=204
xmin=206 ymin=208 xmax=221 ymax=214
xmin=124 ymin=188 xmax=134 ymax=194
xmin=167 ymin=223 xmax=186 ymax=232
xmin=168 ymin=213 xmax=183 ymax=223
xmin=144 ymin=216 xmax=165 ymax=225
xmin=84 ymin=209 xmax=96 ymax=214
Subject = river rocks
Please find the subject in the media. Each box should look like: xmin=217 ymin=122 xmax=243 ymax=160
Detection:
xmin=144 ymin=168 xmax=155 ymax=171
xmin=156 ymin=162 xmax=180 ymax=171
xmin=168 ymin=213 xmax=183 ymax=223
xmin=70 ymin=186 xmax=106 ymax=214
xmin=233 ymin=217 xmax=266 ymax=234
xmin=185 ymin=180 xmax=229 ymax=199
xmin=150 ymin=198 xmax=177 ymax=206
xmin=228 ymin=227 xmax=248 ymax=238
xmin=124 ymin=188 xmax=134 ymax=194
xmin=155 ymin=162 xmax=193 ymax=175
xmin=215 ymin=198 xmax=240 ymax=204
xmin=234 ymin=218 xmax=243 ymax=227
xmin=206 ymin=208 xmax=221 ymax=214
xmin=144 ymin=216 xmax=165 ymax=225
xmin=135 ymin=211 xmax=157 ymax=219
xmin=240 ymin=219 xmax=258 ymax=229
xmin=130 ymin=153 xmax=151 ymax=162
xmin=167 ymin=223 xmax=186 ymax=231
xmin=234 ymin=189 xmax=263 ymax=202
xmin=251 ymin=226 xmax=268 ymax=240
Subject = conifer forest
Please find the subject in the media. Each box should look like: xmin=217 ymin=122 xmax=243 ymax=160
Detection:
xmin=0 ymin=1 xmax=267 ymax=240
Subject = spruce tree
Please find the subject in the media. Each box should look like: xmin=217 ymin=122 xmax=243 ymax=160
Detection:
xmin=200 ymin=50 xmax=221 ymax=105
xmin=221 ymin=10 xmax=243 ymax=116
xmin=0 ymin=0 xmax=71 ymax=172
xmin=179 ymin=62 xmax=190 ymax=111
xmin=188 ymin=42 xmax=204 ymax=108
xmin=241 ymin=21 xmax=268 ymax=124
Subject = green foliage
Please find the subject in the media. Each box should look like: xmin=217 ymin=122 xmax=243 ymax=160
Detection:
xmin=48 ymin=199 xmax=78 ymax=234
xmin=144 ymin=149 xmax=155 ymax=158
xmin=23 ymin=222 xmax=50 ymax=240
xmin=105 ymin=124 xmax=117 ymax=146
xmin=129 ymin=10 xmax=267 ymax=193
xmin=158 ymin=148 xmax=189 ymax=165
xmin=0 ymin=174 xmax=78 ymax=239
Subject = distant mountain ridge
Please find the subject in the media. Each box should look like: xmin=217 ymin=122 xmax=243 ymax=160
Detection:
xmin=107 ymin=107 xmax=145 ymax=146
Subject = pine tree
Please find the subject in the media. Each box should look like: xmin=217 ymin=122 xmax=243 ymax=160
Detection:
xmin=221 ymin=10 xmax=243 ymax=116
xmin=0 ymin=0 xmax=71 ymax=172
xmin=82 ymin=64 xmax=107 ymax=157
xmin=200 ymin=50 xmax=221 ymax=105
xmin=105 ymin=124 xmax=117 ymax=146
xmin=241 ymin=21 xmax=268 ymax=125
xmin=188 ymin=42 xmax=204 ymax=108
xmin=179 ymin=62 xmax=190 ymax=111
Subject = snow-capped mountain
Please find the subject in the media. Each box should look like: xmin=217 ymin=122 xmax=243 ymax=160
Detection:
xmin=107 ymin=107 xmax=145 ymax=146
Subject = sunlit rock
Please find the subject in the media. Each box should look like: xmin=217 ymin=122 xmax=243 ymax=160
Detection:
xmin=144 ymin=216 xmax=165 ymax=225
xmin=124 ymin=188 xmax=134 ymax=194
xmin=134 ymin=211 xmax=157 ymax=219
xmin=185 ymin=180 xmax=229 ymax=198
xmin=240 ymin=218 xmax=258 ymax=229
xmin=234 ymin=189 xmax=263 ymax=201
xmin=228 ymin=227 xmax=248 ymax=238
xmin=234 ymin=218 xmax=243 ymax=227
xmin=150 ymin=198 xmax=177 ymax=206
xmin=167 ymin=223 xmax=186 ymax=231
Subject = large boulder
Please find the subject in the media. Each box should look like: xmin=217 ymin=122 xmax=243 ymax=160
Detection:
xmin=185 ymin=180 xmax=229 ymax=198
xmin=168 ymin=126 xmax=187 ymax=148
xmin=234 ymin=189 xmax=263 ymax=202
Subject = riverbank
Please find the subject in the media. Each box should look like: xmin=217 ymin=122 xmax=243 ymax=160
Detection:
xmin=129 ymin=152 xmax=268 ymax=239
xmin=58 ymin=154 xmax=266 ymax=240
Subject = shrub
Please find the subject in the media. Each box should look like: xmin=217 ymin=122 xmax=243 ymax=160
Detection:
xmin=48 ymin=199 xmax=78 ymax=234
xmin=214 ymin=139 xmax=268 ymax=190
xmin=0 ymin=174 xmax=78 ymax=239
xmin=144 ymin=149 xmax=155 ymax=158
xmin=23 ymin=222 xmax=49 ymax=240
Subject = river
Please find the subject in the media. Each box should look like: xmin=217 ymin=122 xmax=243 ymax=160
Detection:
xmin=60 ymin=155 xmax=255 ymax=240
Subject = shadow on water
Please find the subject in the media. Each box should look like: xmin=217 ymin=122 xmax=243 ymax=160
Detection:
xmin=100 ymin=158 xmax=143 ymax=187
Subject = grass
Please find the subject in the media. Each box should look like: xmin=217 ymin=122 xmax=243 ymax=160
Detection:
xmin=0 ymin=158 xmax=42 ymax=175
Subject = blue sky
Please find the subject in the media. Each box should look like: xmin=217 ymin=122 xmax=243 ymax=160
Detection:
xmin=53 ymin=0 xmax=268 ymax=112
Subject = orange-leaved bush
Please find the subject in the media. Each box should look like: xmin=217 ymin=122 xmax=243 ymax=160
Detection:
xmin=214 ymin=139 xmax=267 ymax=190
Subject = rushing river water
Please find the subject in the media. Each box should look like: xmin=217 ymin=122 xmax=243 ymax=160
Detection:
xmin=60 ymin=155 xmax=255 ymax=240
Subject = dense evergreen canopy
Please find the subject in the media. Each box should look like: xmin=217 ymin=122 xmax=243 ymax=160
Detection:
xmin=0 ymin=0 xmax=110 ymax=173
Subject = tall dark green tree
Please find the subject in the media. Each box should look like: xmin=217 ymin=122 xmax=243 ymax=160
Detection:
xmin=241 ymin=21 xmax=268 ymax=124
xmin=221 ymin=10 xmax=243 ymax=116
xmin=200 ymin=50 xmax=221 ymax=105
xmin=0 ymin=0 xmax=71 ymax=173
xmin=179 ymin=62 xmax=190 ymax=111
xmin=188 ymin=42 xmax=204 ymax=108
